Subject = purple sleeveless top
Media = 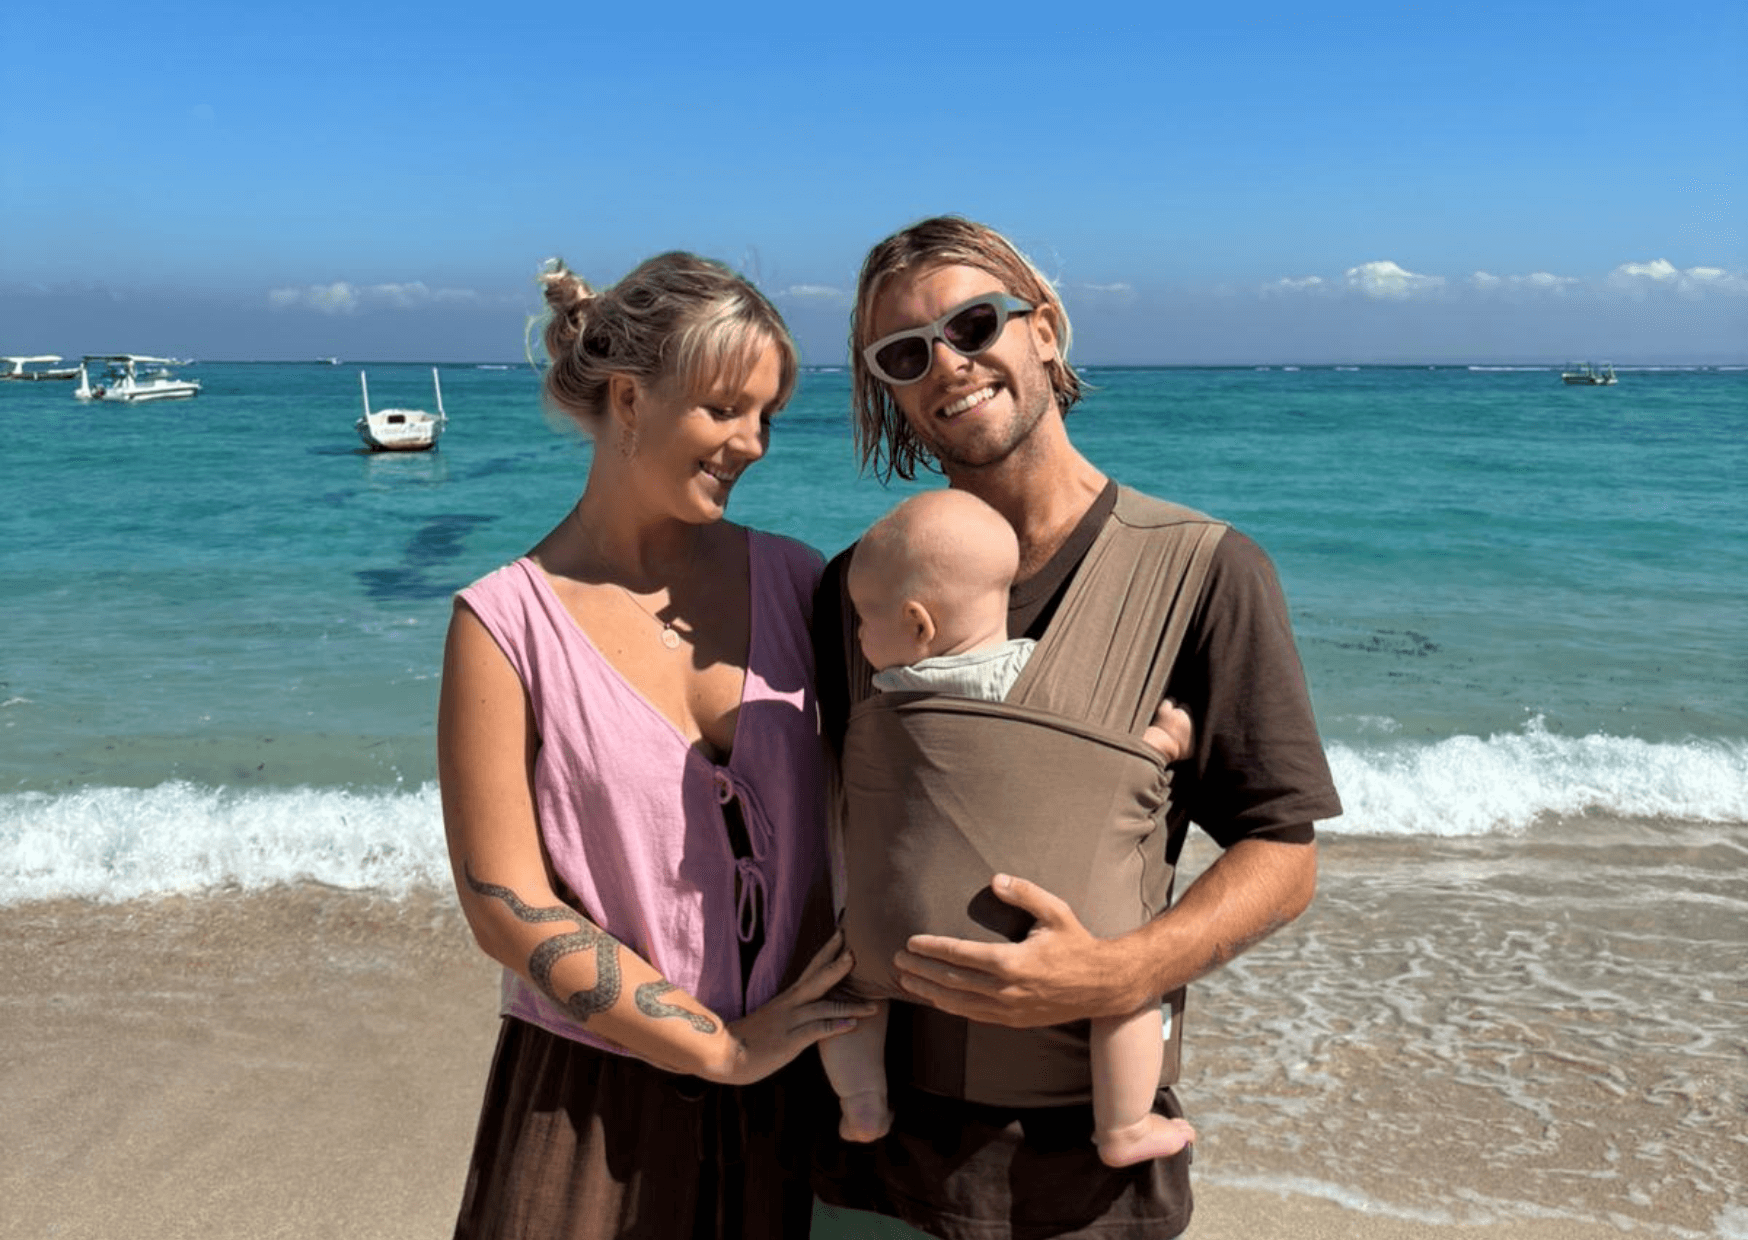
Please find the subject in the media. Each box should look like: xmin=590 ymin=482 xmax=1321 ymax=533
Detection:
xmin=457 ymin=530 xmax=827 ymax=1054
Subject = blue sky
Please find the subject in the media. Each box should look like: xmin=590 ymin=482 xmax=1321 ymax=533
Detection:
xmin=3 ymin=1 xmax=1743 ymax=364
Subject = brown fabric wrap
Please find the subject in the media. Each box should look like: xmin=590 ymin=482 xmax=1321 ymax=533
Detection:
xmin=834 ymin=488 xmax=1225 ymax=1107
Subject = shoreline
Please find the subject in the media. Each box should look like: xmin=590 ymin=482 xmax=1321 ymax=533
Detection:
xmin=0 ymin=886 xmax=1705 ymax=1239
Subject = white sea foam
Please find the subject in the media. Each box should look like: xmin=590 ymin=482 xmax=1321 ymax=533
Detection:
xmin=0 ymin=781 xmax=450 ymax=905
xmin=1325 ymin=718 xmax=1748 ymax=836
xmin=3 ymin=723 xmax=1743 ymax=905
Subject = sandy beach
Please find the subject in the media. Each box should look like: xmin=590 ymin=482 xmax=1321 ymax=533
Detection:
xmin=1 ymin=882 xmax=1660 ymax=1240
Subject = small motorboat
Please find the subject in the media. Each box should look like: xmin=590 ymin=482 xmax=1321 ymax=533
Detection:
xmin=75 ymin=355 xmax=202 ymax=402
xmin=1560 ymin=362 xmax=1618 ymax=386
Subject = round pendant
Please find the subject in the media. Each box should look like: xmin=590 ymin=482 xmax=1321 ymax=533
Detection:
xmin=660 ymin=626 xmax=682 ymax=650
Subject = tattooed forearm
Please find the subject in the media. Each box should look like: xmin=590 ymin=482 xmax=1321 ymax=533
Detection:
xmin=635 ymin=981 xmax=720 ymax=1034
xmin=466 ymin=863 xmax=622 ymax=1024
xmin=465 ymin=867 xmax=578 ymax=924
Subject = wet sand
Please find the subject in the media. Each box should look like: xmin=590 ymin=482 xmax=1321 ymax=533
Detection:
xmin=0 ymin=882 xmax=1707 ymax=1239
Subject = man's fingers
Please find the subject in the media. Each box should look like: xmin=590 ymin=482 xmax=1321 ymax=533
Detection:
xmin=990 ymin=873 xmax=1075 ymax=925
xmin=894 ymin=946 xmax=1002 ymax=991
xmin=895 ymin=972 xmax=1005 ymax=1023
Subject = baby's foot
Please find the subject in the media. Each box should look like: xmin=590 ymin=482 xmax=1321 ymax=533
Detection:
xmin=1095 ymin=1115 xmax=1196 ymax=1168
xmin=1142 ymin=698 xmax=1194 ymax=763
xmin=838 ymin=1090 xmax=893 ymax=1143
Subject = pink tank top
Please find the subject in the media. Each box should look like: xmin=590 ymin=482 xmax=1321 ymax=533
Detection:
xmin=457 ymin=529 xmax=827 ymax=1053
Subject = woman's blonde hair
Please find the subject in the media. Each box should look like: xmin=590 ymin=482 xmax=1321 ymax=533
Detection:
xmin=538 ymin=252 xmax=798 ymax=430
xmin=851 ymin=217 xmax=1083 ymax=481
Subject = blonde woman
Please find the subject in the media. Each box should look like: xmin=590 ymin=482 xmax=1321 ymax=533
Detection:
xmin=440 ymin=253 xmax=869 ymax=1238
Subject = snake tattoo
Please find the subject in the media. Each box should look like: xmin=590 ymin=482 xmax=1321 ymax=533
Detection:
xmin=465 ymin=865 xmax=621 ymax=1023
xmin=635 ymin=981 xmax=720 ymax=1034
xmin=466 ymin=864 xmax=717 ymax=1033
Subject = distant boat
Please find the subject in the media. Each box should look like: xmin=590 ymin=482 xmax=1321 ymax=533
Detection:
xmin=1561 ymin=361 xmax=1618 ymax=386
xmin=355 ymin=368 xmax=446 ymax=452
xmin=1 ymin=355 xmax=81 ymax=382
xmin=74 ymin=354 xmax=201 ymax=402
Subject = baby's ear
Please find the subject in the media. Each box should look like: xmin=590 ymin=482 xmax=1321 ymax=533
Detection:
xmin=902 ymin=600 xmax=937 ymax=654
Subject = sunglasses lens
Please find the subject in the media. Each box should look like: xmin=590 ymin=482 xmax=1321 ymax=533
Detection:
xmin=942 ymin=301 xmax=1002 ymax=353
xmin=873 ymin=338 xmax=929 ymax=383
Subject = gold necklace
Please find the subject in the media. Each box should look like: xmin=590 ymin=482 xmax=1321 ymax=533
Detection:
xmin=615 ymin=583 xmax=684 ymax=649
xmin=567 ymin=501 xmax=696 ymax=651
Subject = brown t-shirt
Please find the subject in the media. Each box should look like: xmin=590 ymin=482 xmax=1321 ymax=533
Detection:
xmin=809 ymin=481 xmax=1341 ymax=1238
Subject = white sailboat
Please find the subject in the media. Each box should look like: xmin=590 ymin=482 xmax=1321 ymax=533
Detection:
xmin=355 ymin=368 xmax=447 ymax=452
xmin=75 ymin=355 xmax=202 ymax=402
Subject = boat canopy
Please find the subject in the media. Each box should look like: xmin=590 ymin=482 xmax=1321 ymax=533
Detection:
xmin=1 ymin=355 xmax=64 ymax=365
xmin=82 ymin=354 xmax=185 ymax=365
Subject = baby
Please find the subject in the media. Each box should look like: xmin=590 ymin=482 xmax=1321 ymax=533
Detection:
xmin=825 ymin=488 xmax=1197 ymax=1168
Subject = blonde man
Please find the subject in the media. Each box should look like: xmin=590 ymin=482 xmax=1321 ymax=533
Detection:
xmin=811 ymin=217 xmax=1342 ymax=1238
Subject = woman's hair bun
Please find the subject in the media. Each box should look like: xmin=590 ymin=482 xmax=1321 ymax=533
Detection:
xmin=538 ymin=259 xmax=594 ymax=354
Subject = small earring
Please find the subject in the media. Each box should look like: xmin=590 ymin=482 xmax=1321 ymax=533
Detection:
xmin=618 ymin=424 xmax=638 ymax=459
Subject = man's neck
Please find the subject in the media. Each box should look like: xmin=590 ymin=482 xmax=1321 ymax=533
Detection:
xmin=946 ymin=415 xmax=1108 ymax=582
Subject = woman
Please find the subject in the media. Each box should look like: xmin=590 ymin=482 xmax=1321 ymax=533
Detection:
xmin=439 ymin=253 xmax=868 ymax=1238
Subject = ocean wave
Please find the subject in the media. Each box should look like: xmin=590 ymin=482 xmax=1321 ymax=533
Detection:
xmin=0 ymin=781 xmax=450 ymax=905
xmin=3 ymin=723 xmax=1744 ymax=903
xmin=1325 ymin=718 xmax=1748 ymax=836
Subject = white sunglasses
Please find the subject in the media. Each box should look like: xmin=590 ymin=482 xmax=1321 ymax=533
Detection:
xmin=862 ymin=293 xmax=1035 ymax=386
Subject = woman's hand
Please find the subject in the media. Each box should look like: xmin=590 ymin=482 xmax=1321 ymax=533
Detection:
xmin=705 ymin=930 xmax=878 ymax=1086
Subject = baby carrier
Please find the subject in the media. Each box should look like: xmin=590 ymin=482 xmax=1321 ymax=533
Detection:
xmin=834 ymin=488 xmax=1226 ymax=1107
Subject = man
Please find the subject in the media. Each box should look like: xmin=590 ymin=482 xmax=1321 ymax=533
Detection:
xmin=812 ymin=216 xmax=1342 ymax=1238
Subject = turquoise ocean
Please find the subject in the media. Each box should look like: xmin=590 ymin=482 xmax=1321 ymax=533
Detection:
xmin=3 ymin=363 xmax=1745 ymax=1235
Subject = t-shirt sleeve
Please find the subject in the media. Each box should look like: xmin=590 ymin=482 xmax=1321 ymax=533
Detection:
xmin=1166 ymin=530 xmax=1342 ymax=846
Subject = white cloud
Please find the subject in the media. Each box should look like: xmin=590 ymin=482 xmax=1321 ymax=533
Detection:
xmin=267 ymin=281 xmax=483 ymax=314
xmin=269 ymin=281 xmax=359 ymax=313
xmin=1261 ymin=275 xmax=1329 ymax=297
xmin=1609 ymin=259 xmax=1748 ymax=297
xmin=1468 ymin=270 xmax=1580 ymax=296
xmin=777 ymin=284 xmax=850 ymax=305
xmin=1345 ymin=260 xmax=1445 ymax=300
xmin=1068 ymin=281 xmax=1138 ymax=307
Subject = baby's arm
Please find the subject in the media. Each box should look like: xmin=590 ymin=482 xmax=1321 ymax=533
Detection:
xmin=1141 ymin=698 xmax=1193 ymax=763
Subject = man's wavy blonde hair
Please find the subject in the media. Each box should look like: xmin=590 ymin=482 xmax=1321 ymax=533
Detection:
xmin=851 ymin=217 xmax=1083 ymax=480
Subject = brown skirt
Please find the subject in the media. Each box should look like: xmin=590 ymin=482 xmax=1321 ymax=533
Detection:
xmin=453 ymin=1018 xmax=816 ymax=1240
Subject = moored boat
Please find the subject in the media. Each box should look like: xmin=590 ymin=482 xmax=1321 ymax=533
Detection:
xmin=1560 ymin=361 xmax=1618 ymax=385
xmin=1 ymin=355 xmax=81 ymax=381
xmin=355 ymin=368 xmax=447 ymax=452
xmin=75 ymin=355 xmax=202 ymax=402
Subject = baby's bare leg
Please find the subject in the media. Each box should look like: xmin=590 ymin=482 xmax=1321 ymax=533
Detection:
xmin=818 ymin=999 xmax=892 ymax=1142
xmin=1142 ymin=698 xmax=1193 ymax=763
xmin=1090 ymin=1001 xmax=1196 ymax=1167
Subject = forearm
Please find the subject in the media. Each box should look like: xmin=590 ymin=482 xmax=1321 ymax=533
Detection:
xmin=1100 ymin=835 xmax=1317 ymax=1014
xmin=458 ymin=864 xmax=742 ymax=1080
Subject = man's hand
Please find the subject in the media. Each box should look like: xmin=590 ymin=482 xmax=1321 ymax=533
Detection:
xmin=893 ymin=874 xmax=1147 ymax=1027
xmin=893 ymin=838 xmax=1318 ymax=1029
